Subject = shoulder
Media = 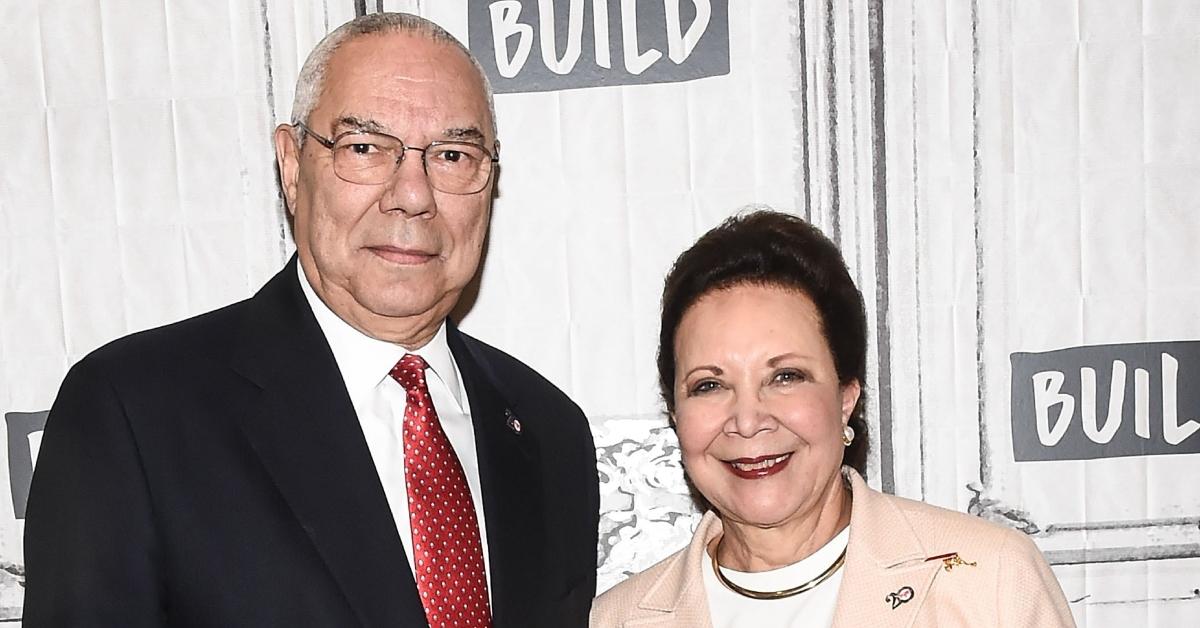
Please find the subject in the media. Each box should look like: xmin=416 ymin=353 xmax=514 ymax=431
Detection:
xmin=454 ymin=329 xmax=581 ymax=412
xmin=854 ymin=487 xmax=1074 ymax=625
xmin=845 ymin=472 xmax=1049 ymax=574
xmin=75 ymin=298 xmax=250 ymax=380
xmin=42 ymin=298 xmax=258 ymax=462
xmin=73 ymin=261 xmax=304 ymax=380
xmin=880 ymin=491 xmax=1015 ymax=542
xmin=453 ymin=329 xmax=597 ymax=472
xmin=863 ymin=488 xmax=1042 ymax=564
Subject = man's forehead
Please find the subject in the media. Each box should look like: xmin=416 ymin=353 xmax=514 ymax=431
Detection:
xmin=328 ymin=30 xmax=480 ymax=87
xmin=314 ymin=32 xmax=491 ymax=131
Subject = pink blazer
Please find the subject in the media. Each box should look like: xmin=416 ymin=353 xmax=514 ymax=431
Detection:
xmin=590 ymin=469 xmax=1075 ymax=627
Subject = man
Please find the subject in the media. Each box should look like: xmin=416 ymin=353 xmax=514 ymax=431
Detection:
xmin=23 ymin=13 xmax=598 ymax=627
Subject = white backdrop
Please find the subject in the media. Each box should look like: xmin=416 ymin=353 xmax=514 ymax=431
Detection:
xmin=1 ymin=1 xmax=1198 ymax=625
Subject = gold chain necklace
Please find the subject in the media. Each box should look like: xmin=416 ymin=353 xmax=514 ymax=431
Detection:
xmin=709 ymin=544 xmax=847 ymax=601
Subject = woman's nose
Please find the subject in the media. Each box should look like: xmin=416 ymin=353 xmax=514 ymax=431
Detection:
xmin=727 ymin=392 xmax=773 ymax=438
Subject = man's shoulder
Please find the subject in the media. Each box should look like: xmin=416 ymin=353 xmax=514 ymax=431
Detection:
xmin=454 ymin=329 xmax=577 ymax=406
xmin=81 ymin=261 xmax=302 ymax=373
xmin=81 ymin=297 xmax=252 ymax=375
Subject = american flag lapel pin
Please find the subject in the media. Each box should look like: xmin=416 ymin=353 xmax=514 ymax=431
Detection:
xmin=504 ymin=409 xmax=522 ymax=434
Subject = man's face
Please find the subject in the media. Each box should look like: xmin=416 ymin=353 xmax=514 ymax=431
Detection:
xmin=276 ymin=31 xmax=495 ymax=345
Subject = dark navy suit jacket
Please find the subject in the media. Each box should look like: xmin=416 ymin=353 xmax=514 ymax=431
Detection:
xmin=24 ymin=257 xmax=599 ymax=627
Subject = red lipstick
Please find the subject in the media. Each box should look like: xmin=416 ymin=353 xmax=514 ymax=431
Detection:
xmin=724 ymin=453 xmax=792 ymax=479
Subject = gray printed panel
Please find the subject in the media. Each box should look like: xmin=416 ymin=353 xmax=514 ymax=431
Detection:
xmin=468 ymin=0 xmax=730 ymax=93
xmin=6 ymin=411 xmax=48 ymax=519
xmin=1010 ymin=342 xmax=1200 ymax=461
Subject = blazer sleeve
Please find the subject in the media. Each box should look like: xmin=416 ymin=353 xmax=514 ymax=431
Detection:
xmin=996 ymin=530 xmax=1077 ymax=628
xmin=22 ymin=357 xmax=165 ymax=627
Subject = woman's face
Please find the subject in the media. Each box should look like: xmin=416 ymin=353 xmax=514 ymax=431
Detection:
xmin=672 ymin=283 xmax=860 ymax=529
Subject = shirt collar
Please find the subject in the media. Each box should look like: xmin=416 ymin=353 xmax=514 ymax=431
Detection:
xmin=296 ymin=263 xmax=465 ymax=409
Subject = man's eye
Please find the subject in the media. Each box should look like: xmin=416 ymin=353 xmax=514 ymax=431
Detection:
xmin=431 ymin=147 xmax=481 ymax=166
xmin=347 ymin=143 xmax=379 ymax=155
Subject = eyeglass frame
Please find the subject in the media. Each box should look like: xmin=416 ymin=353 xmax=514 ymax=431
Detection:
xmin=293 ymin=121 xmax=500 ymax=195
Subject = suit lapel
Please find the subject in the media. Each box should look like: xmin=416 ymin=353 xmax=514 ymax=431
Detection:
xmin=626 ymin=512 xmax=720 ymax=628
xmin=447 ymin=325 xmax=545 ymax=627
xmin=830 ymin=471 xmax=943 ymax=628
xmin=230 ymin=258 xmax=426 ymax=628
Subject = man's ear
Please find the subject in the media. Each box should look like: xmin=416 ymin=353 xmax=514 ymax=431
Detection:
xmin=274 ymin=124 xmax=301 ymax=216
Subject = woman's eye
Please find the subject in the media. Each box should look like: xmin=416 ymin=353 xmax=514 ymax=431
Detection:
xmin=688 ymin=380 xmax=720 ymax=396
xmin=773 ymin=369 xmax=806 ymax=384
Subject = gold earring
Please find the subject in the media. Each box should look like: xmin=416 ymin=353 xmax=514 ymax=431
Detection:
xmin=842 ymin=425 xmax=854 ymax=446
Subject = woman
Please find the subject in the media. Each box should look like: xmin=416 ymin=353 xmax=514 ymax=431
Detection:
xmin=591 ymin=209 xmax=1075 ymax=627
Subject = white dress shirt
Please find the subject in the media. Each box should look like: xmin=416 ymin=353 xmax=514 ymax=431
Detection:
xmin=703 ymin=526 xmax=849 ymax=627
xmin=297 ymin=265 xmax=492 ymax=594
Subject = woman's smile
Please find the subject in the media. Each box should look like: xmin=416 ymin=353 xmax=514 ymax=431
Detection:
xmin=724 ymin=453 xmax=793 ymax=479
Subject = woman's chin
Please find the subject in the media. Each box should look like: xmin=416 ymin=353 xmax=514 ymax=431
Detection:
xmin=718 ymin=496 xmax=809 ymax=530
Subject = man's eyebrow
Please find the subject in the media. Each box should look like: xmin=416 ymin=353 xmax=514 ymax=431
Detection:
xmin=330 ymin=119 xmax=486 ymax=142
xmin=332 ymin=116 xmax=388 ymax=134
xmin=443 ymin=127 xmax=487 ymax=142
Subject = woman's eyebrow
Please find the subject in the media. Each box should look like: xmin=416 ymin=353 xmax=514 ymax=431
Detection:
xmin=767 ymin=353 xmax=813 ymax=367
xmin=683 ymin=365 xmax=723 ymax=379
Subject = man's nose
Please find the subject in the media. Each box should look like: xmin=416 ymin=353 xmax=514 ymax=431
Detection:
xmin=379 ymin=148 xmax=437 ymax=216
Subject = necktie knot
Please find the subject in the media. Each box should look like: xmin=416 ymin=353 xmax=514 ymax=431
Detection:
xmin=389 ymin=354 xmax=429 ymax=392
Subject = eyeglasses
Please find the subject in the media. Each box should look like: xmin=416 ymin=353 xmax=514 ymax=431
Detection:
xmin=294 ymin=122 xmax=499 ymax=195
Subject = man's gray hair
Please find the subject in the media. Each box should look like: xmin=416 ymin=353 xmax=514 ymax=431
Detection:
xmin=289 ymin=12 xmax=496 ymax=137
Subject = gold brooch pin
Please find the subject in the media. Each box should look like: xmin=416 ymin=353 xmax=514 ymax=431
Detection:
xmin=925 ymin=552 xmax=976 ymax=572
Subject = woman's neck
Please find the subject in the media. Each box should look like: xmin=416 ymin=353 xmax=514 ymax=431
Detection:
xmin=714 ymin=479 xmax=852 ymax=572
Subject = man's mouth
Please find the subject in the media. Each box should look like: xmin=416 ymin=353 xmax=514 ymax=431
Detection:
xmin=368 ymin=246 xmax=436 ymax=264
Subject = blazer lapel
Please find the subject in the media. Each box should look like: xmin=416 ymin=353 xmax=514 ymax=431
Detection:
xmin=230 ymin=258 xmax=426 ymax=628
xmin=830 ymin=471 xmax=943 ymax=628
xmin=625 ymin=512 xmax=721 ymax=628
xmin=447 ymin=325 xmax=545 ymax=626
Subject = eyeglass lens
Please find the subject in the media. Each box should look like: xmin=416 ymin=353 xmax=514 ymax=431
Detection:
xmin=330 ymin=132 xmax=492 ymax=193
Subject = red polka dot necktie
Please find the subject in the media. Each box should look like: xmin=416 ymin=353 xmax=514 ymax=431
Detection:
xmin=389 ymin=354 xmax=492 ymax=628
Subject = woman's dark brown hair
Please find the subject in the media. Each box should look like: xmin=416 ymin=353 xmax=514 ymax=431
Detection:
xmin=657 ymin=208 xmax=870 ymax=474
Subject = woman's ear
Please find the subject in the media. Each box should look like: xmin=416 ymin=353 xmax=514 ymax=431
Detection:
xmin=840 ymin=379 xmax=862 ymax=424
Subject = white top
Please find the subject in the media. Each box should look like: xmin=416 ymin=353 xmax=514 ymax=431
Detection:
xmin=703 ymin=526 xmax=849 ymax=628
xmin=297 ymin=265 xmax=492 ymax=595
